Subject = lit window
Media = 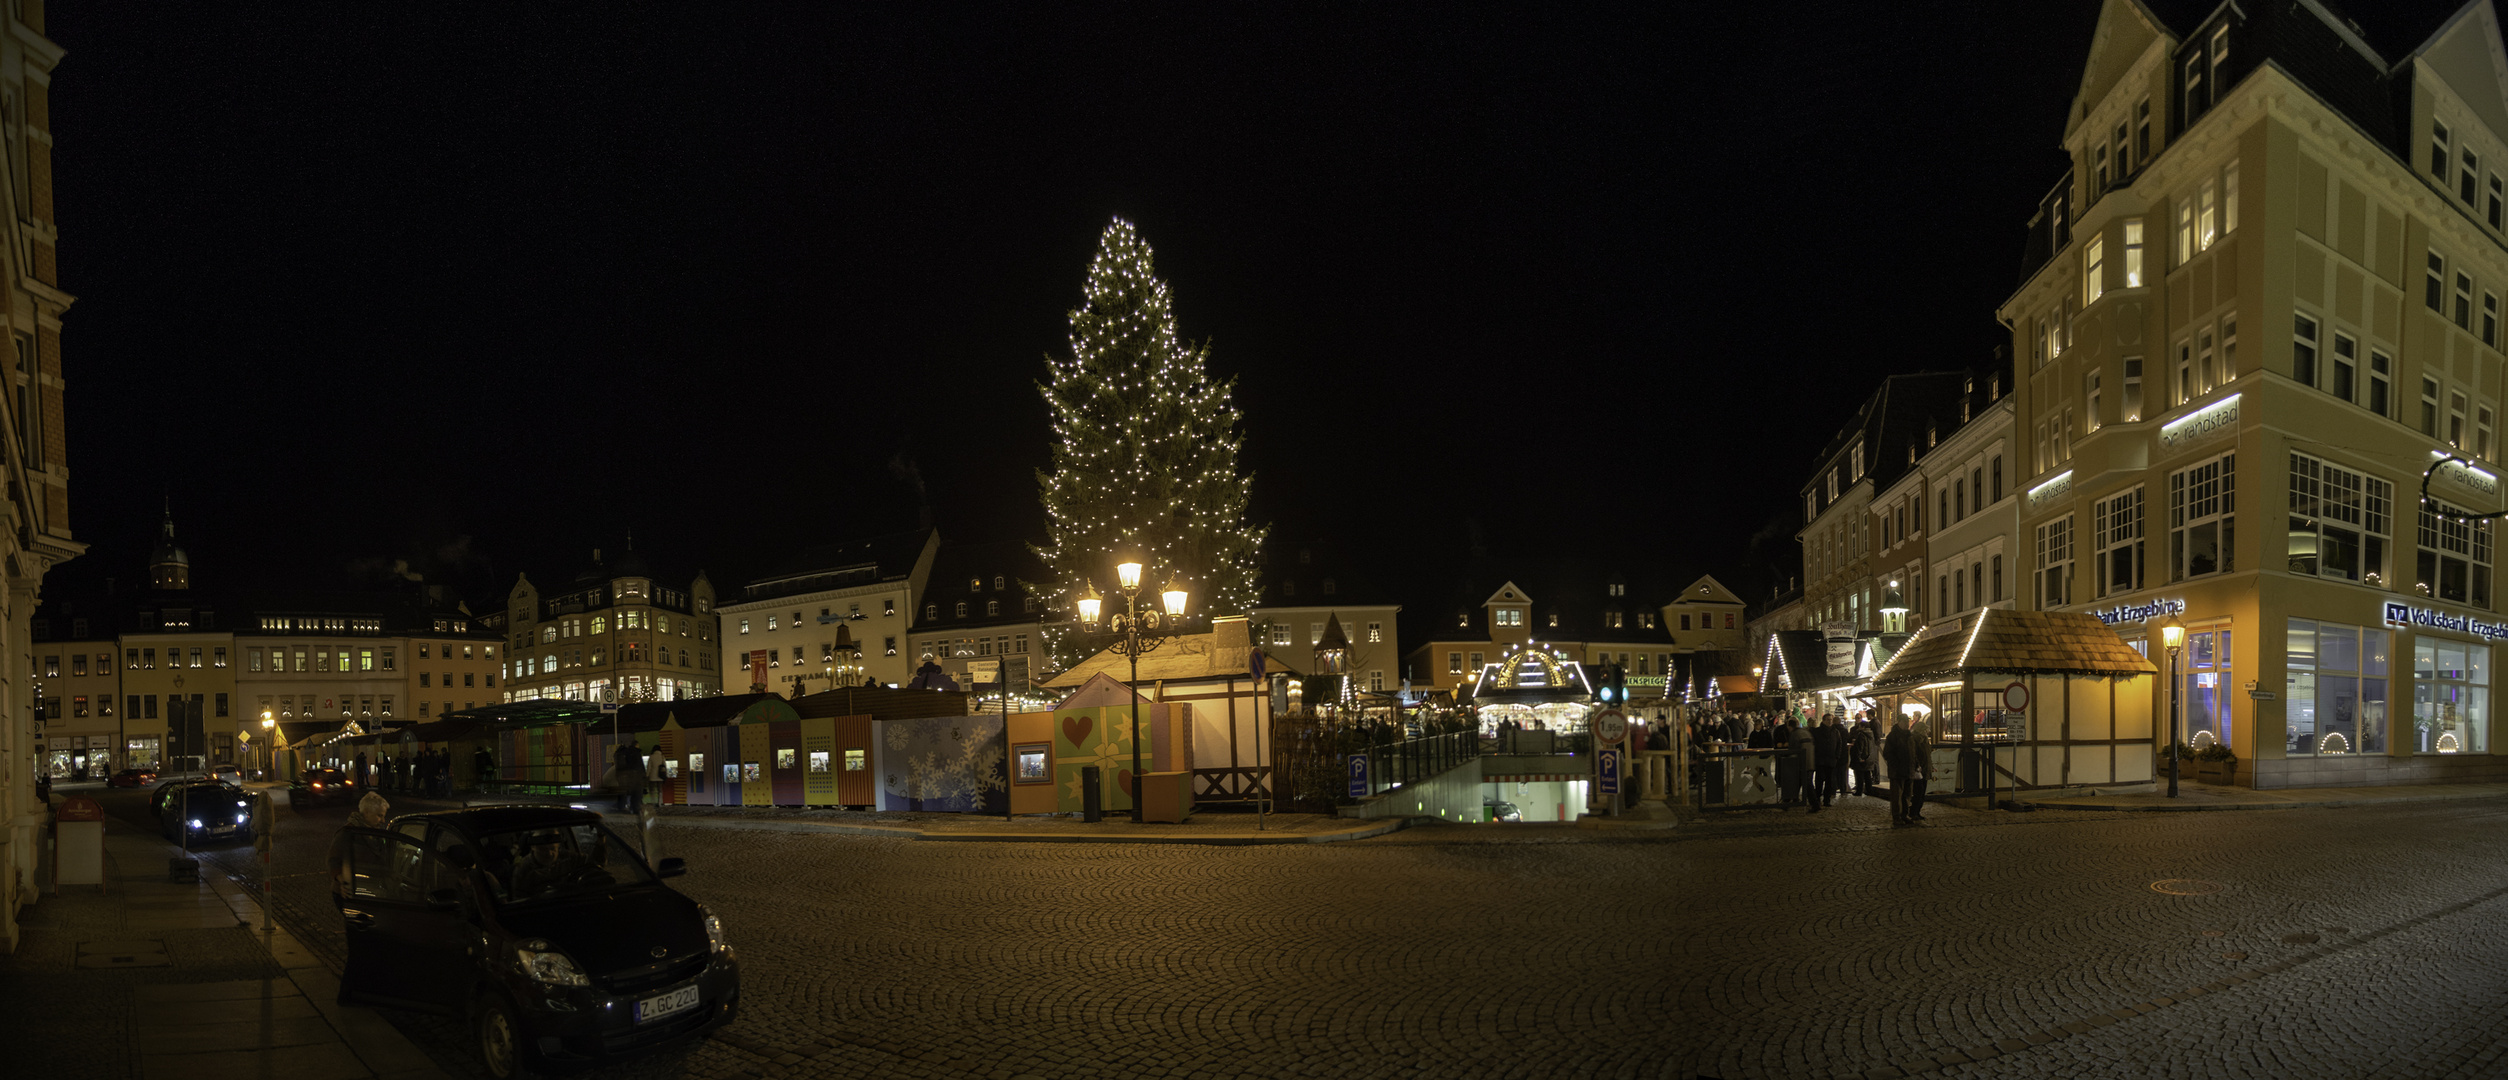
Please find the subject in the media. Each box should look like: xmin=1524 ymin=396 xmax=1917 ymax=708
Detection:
xmin=2123 ymin=219 xmax=2144 ymax=286
xmin=2084 ymin=234 xmax=2105 ymax=305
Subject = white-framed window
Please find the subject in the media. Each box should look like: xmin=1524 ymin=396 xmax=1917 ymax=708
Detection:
xmin=2411 ymin=637 xmax=2489 ymax=754
xmin=2330 ymin=329 xmax=2356 ymax=402
xmin=2123 ymin=218 xmax=2144 ymax=286
xmin=2287 ymin=451 xmax=2392 ymax=587
xmin=1366 ymin=621 xmax=1382 ymax=643
xmin=2115 ymin=120 xmax=2132 ymax=177
xmin=2486 ymin=293 xmax=2501 ymax=348
xmin=2169 ymin=452 xmax=2237 ymax=581
xmin=2176 ymin=337 xmax=2194 ymax=404
xmin=2457 ymin=271 xmax=2475 ymax=330
xmin=2424 ymin=377 xmax=2444 ymax=436
xmin=737 ymin=618 xmax=750 ymax=634
xmin=2463 ymin=148 xmax=2482 ymax=205
xmin=2198 ymin=179 xmax=2218 ymax=249
xmin=2084 ymin=234 xmax=2106 ymax=305
xmin=2223 ymin=160 xmax=2239 ymax=233
xmin=2094 ymin=487 xmax=2146 ymax=598
xmin=2086 ymin=370 xmax=2102 ymax=432
xmin=2369 ymin=349 xmax=2392 ymax=418
xmin=2135 ymin=97 xmax=2152 ymax=163
xmin=1850 ymin=442 xmax=1864 ymax=480
xmin=2434 ymin=118 xmax=2453 ymax=178
xmin=2176 ymin=196 xmax=2194 ymax=265
xmin=2293 ymin=313 xmax=2319 ymax=388
xmin=2428 ymin=251 xmax=2447 ymax=313
xmin=2123 ymin=356 xmax=2144 ymax=421
xmin=2036 ymin=516 xmax=2074 ymax=607
xmin=2197 ymin=325 xmax=2218 ymax=395
xmin=1448 ymin=651 xmax=1462 ymax=674
xmin=2483 ymin=406 xmax=2497 ymax=461
xmin=2453 ymin=391 xmax=2470 ymax=449
xmin=2418 ymin=499 xmax=2494 ymax=607
xmin=2094 ymin=144 xmax=2109 ymax=192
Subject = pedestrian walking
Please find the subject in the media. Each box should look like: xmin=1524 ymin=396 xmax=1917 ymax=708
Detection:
xmin=1792 ymin=720 xmax=1820 ymax=812
xmin=1813 ymin=714 xmax=1846 ymax=808
xmin=613 ymin=740 xmax=649 ymax=814
xmin=472 ymin=745 xmax=496 ymax=791
xmin=1883 ymin=715 xmax=1932 ymax=825
xmin=1849 ymin=719 xmax=1878 ymax=796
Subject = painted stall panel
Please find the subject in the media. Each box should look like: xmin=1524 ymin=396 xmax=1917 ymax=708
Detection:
xmin=1053 ymin=706 xmax=1137 ymax=814
xmin=739 ymin=722 xmax=772 ymax=807
xmin=874 ymin=715 xmax=1005 ymax=813
xmin=657 ymin=721 xmax=686 ymax=805
xmin=834 ymin=715 xmax=875 ymax=807
xmin=1007 ymin=710 xmax=1057 ymax=815
xmin=689 ymin=726 xmax=722 ymax=806
xmin=769 ymin=720 xmax=804 ymax=806
xmin=800 ymin=717 xmax=838 ymax=806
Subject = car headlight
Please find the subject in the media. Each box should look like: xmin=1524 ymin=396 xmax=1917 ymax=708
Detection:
xmin=515 ymin=944 xmax=590 ymax=987
xmin=236 ymin=812 xmax=250 ymax=823
xmin=699 ymin=906 xmax=727 ymax=954
xmin=188 ymin=819 xmax=202 ymax=829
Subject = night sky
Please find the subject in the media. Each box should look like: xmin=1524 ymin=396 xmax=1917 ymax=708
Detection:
xmin=38 ymin=2 xmax=2472 ymax=613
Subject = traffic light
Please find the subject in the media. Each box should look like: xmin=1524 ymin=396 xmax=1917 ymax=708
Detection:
xmin=1611 ymin=663 xmax=1628 ymax=703
xmin=1588 ymin=663 xmax=1613 ymax=702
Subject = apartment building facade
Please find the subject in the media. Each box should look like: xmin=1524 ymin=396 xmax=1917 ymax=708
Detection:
xmin=2006 ymin=0 xmax=2508 ymax=787
xmin=495 ymin=547 xmax=720 ymax=705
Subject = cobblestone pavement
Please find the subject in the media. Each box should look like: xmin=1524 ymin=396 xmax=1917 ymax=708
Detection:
xmin=96 ymin=788 xmax=2508 ymax=1079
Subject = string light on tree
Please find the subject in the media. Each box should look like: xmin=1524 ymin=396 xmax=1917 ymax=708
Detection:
xmin=1034 ymin=218 xmax=1266 ymax=666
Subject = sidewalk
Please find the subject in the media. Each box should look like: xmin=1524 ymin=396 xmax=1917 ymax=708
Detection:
xmin=624 ymin=804 xmax=1411 ymax=845
xmin=2022 ymin=779 xmax=2508 ymax=811
xmin=0 ymin=813 xmax=449 ymax=1080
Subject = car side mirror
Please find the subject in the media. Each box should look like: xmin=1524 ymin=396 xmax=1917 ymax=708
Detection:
xmin=426 ymin=887 xmax=460 ymax=910
xmin=655 ymin=857 xmax=686 ymax=879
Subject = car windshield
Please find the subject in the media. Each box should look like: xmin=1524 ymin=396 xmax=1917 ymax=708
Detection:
xmin=472 ymin=822 xmax=654 ymax=905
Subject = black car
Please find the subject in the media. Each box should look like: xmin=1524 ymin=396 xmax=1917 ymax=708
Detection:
xmin=288 ymin=767 xmax=357 ymax=810
xmin=332 ymin=806 xmax=737 ymax=1078
xmin=157 ymin=780 xmax=255 ymax=845
xmin=106 ymin=767 xmax=160 ymax=789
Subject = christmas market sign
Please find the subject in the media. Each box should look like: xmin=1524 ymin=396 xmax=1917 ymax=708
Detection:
xmin=2382 ymin=601 xmax=2508 ymax=642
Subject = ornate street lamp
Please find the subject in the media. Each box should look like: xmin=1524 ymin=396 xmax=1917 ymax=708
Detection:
xmin=2158 ymin=613 xmax=2186 ymax=798
xmin=1075 ymin=557 xmax=1191 ymax=823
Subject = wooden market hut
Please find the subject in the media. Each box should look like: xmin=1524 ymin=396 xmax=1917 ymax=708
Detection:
xmin=1857 ymin=608 xmax=2159 ymax=797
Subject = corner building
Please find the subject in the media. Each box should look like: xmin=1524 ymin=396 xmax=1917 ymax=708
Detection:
xmin=2007 ymin=0 xmax=2508 ymax=786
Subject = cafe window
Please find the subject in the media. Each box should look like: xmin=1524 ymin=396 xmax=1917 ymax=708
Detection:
xmin=1015 ymin=743 xmax=1051 ymax=785
xmin=2287 ymin=451 xmax=2392 ymax=587
xmin=2413 ymin=639 xmax=2490 ymax=754
xmin=2417 ymin=500 xmax=2494 ymax=607
xmin=845 ymin=749 xmax=867 ymax=771
xmin=2175 ymin=628 xmax=2233 ymax=749
xmin=2286 ymin=620 xmax=2389 ymax=756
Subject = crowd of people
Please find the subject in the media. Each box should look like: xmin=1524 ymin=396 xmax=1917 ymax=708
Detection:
xmin=1681 ymin=707 xmax=1939 ymax=826
xmin=344 ymin=746 xmax=474 ymax=799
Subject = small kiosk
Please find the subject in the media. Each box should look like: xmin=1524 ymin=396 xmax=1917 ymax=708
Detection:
xmin=1856 ymin=608 xmax=2160 ymax=797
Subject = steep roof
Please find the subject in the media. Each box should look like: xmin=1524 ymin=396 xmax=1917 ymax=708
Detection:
xmin=744 ymin=528 xmax=934 ymax=600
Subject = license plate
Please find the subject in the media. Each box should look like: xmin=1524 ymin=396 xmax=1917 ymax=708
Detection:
xmin=634 ymin=984 xmax=701 ymax=1024
xmin=209 ymin=824 xmax=235 ymax=834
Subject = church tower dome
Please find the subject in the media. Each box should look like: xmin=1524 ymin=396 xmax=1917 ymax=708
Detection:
xmin=149 ymin=501 xmax=190 ymax=590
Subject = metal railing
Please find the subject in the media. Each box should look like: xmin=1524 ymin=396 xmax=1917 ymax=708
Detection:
xmin=1358 ymin=730 xmax=1481 ymax=799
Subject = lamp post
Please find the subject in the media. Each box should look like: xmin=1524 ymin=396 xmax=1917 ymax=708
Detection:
xmin=2158 ymin=613 xmax=2186 ymax=798
xmin=1075 ymin=557 xmax=1190 ymax=824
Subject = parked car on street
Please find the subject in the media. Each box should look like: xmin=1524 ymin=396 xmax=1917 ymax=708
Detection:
xmin=106 ymin=768 xmax=159 ymax=789
xmin=331 ymin=805 xmax=737 ymax=1078
xmin=156 ymin=780 xmax=255 ymax=846
xmin=1484 ymin=800 xmax=1522 ymax=823
xmin=288 ymin=767 xmax=356 ymax=810
xmin=209 ymin=764 xmax=245 ymax=786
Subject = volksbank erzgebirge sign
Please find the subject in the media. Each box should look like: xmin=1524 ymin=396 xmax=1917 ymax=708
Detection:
xmin=2091 ymin=598 xmax=2186 ymax=626
xmin=2383 ymin=600 xmax=2508 ymax=642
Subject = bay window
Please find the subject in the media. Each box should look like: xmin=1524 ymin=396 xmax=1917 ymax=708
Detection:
xmin=2170 ymin=452 xmax=2236 ymax=580
xmin=2286 ymin=451 xmax=2391 ymax=586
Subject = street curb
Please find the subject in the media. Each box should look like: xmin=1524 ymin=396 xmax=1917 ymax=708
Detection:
xmin=643 ymin=812 xmax=1412 ymax=845
xmin=2021 ymin=790 xmax=2508 ymax=813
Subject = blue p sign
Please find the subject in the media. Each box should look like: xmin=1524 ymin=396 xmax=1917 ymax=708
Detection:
xmin=1347 ymin=754 xmax=1370 ymax=798
xmin=1597 ymin=748 xmax=1622 ymax=797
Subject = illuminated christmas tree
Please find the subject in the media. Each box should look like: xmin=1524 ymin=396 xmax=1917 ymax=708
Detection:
xmin=1035 ymin=218 xmax=1266 ymax=665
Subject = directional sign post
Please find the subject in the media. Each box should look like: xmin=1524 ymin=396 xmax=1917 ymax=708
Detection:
xmin=1347 ymin=753 xmax=1371 ymax=799
xmin=1598 ymin=747 xmax=1623 ymax=799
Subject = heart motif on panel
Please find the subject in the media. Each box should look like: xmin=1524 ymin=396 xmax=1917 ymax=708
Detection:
xmin=1117 ymin=769 xmax=1135 ymax=797
xmin=1061 ymin=714 xmax=1093 ymax=748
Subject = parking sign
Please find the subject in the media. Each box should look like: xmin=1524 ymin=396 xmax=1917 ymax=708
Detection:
xmin=1597 ymin=747 xmax=1622 ymax=797
xmin=1347 ymin=754 xmax=1370 ymax=798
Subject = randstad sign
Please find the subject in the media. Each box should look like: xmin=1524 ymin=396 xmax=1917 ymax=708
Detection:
xmin=2091 ymin=598 xmax=2186 ymax=626
xmin=2159 ymin=393 xmax=2239 ymax=451
xmin=2382 ymin=601 xmax=2508 ymax=642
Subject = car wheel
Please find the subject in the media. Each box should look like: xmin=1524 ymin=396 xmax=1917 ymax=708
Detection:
xmin=476 ymin=993 xmax=528 ymax=1080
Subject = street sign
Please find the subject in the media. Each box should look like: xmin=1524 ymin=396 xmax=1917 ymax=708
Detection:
xmin=967 ymin=658 xmax=1001 ymax=685
xmin=2000 ymin=682 xmax=2031 ymax=711
xmin=1593 ymin=709 xmax=1628 ymax=745
xmin=1347 ymin=754 xmax=1370 ymax=798
xmin=1597 ymin=747 xmax=1622 ymax=796
xmin=600 ymin=687 xmax=620 ymax=715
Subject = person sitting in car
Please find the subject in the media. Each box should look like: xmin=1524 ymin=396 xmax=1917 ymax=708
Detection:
xmin=510 ymin=832 xmax=606 ymax=897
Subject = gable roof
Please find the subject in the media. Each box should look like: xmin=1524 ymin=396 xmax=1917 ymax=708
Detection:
xmin=1043 ymin=629 xmax=1308 ymax=689
xmin=1862 ymin=609 xmax=2158 ymax=693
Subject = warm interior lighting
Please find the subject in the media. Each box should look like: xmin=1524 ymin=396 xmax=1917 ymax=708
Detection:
xmin=1076 ymin=580 xmax=1103 ymax=626
xmin=1116 ymin=560 xmax=1144 ymax=591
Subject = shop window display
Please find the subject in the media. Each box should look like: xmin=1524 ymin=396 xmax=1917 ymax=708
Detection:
xmin=2285 ymin=620 xmax=2388 ymax=755
xmin=2412 ymin=641 xmax=2490 ymax=754
xmin=2178 ymin=629 xmax=2232 ymax=748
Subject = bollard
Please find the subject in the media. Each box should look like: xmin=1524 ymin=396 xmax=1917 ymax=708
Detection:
xmin=1080 ymin=766 xmax=1103 ymax=823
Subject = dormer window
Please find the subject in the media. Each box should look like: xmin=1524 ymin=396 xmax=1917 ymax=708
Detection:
xmin=1549 ymin=614 xmax=1559 ymax=627
xmin=994 ymin=575 xmax=1006 ymax=590
xmin=1457 ymin=613 xmax=1469 ymax=627
xmin=1283 ymin=580 xmax=1297 ymax=597
xmin=1322 ymin=578 xmax=1336 ymax=595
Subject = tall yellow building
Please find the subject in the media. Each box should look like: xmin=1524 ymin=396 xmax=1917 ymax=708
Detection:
xmin=492 ymin=546 xmax=720 ymax=705
xmin=1 ymin=0 xmax=80 ymax=954
xmin=2006 ymin=0 xmax=2508 ymax=787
